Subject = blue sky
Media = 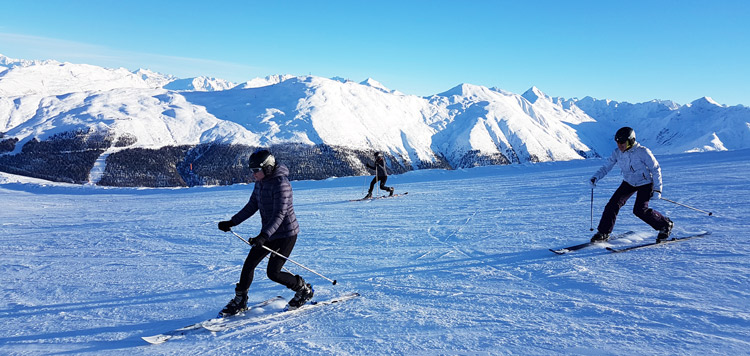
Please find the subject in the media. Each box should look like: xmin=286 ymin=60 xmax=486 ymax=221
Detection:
xmin=1 ymin=0 xmax=748 ymax=105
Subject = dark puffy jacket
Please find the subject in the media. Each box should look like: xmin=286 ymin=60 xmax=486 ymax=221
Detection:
xmin=366 ymin=157 xmax=388 ymax=178
xmin=230 ymin=164 xmax=299 ymax=240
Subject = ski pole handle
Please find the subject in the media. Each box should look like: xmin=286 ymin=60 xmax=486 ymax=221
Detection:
xmin=230 ymin=230 xmax=338 ymax=285
xmin=660 ymin=197 xmax=714 ymax=216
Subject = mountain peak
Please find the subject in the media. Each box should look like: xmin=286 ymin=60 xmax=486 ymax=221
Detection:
xmin=331 ymin=76 xmax=352 ymax=84
xmin=436 ymin=83 xmax=491 ymax=97
xmin=521 ymin=86 xmax=549 ymax=104
xmin=132 ymin=68 xmax=175 ymax=88
xmin=689 ymin=96 xmax=722 ymax=108
xmin=360 ymin=78 xmax=391 ymax=93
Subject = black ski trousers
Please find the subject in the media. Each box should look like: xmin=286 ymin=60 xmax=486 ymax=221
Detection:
xmin=236 ymin=235 xmax=301 ymax=293
xmin=597 ymin=181 xmax=669 ymax=234
xmin=368 ymin=176 xmax=391 ymax=194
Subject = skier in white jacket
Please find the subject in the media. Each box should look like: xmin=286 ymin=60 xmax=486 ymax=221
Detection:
xmin=589 ymin=127 xmax=673 ymax=243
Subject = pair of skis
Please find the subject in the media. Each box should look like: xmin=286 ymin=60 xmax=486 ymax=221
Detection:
xmin=142 ymin=292 xmax=360 ymax=345
xmin=550 ymin=231 xmax=711 ymax=255
xmin=350 ymin=191 xmax=408 ymax=202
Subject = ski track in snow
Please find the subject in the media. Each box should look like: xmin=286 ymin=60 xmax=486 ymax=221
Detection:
xmin=1 ymin=149 xmax=749 ymax=355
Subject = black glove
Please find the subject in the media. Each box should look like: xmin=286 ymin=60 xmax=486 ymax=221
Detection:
xmin=218 ymin=220 xmax=235 ymax=232
xmin=589 ymin=177 xmax=597 ymax=188
xmin=250 ymin=232 xmax=268 ymax=247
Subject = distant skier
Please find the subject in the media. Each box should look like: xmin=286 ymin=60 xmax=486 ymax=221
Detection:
xmin=217 ymin=149 xmax=313 ymax=316
xmin=364 ymin=151 xmax=394 ymax=199
xmin=589 ymin=127 xmax=673 ymax=243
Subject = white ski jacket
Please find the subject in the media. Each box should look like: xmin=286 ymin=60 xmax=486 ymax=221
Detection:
xmin=592 ymin=142 xmax=663 ymax=193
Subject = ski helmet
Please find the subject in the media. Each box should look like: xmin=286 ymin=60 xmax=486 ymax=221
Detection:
xmin=614 ymin=127 xmax=636 ymax=146
xmin=374 ymin=151 xmax=382 ymax=158
xmin=248 ymin=149 xmax=276 ymax=174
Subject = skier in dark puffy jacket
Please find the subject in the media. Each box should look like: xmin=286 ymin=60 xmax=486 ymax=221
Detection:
xmin=589 ymin=127 xmax=673 ymax=243
xmin=364 ymin=151 xmax=394 ymax=199
xmin=217 ymin=149 xmax=313 ymax=316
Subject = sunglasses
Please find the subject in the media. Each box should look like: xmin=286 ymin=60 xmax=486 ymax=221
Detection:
xmin=251 ymin=167 xmax=263 ymax=173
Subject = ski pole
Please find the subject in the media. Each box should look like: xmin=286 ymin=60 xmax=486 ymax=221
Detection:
xmin=590 ymin=188 xmax=594 ymax=231
xmin=660 ymin=197 xmax=714 ymax=216
xmin=230 ymin=230 xmax=338 ymax=285
xmin=227 ymin=230 xmax=293 ymax=274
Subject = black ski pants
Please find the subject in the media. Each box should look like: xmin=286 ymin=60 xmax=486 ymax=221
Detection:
xmin=597 ymin=181 xmax=669 ymax=234
xmin=236 ymin=235 xmax=302 ymax=293
xmin=368 ymin=176 xmax=391 ymax=194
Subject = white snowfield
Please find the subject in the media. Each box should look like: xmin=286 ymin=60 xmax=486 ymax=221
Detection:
xmin=1 ymin=149 xmax=748 ymax=355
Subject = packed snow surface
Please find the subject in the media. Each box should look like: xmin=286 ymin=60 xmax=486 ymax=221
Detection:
xmin=1 ymin=149 xmax=749 ymax=355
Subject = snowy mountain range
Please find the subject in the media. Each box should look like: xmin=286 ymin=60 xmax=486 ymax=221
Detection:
xmin=1 ymin=53 xmax=748 ymax=186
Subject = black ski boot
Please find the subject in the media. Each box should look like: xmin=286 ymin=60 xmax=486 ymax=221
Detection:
xmin=219 ymin=287 xmax=248 ymax=317
xmin=590 ymin=232 xmax=609 ymax=243
xmin=364 ymin=192 xmax=372 ymax=199
xmin=388 ymin=187 xmax=394 ymax=197
xmin=656 ymin=219 xmax=674 ymax=242
xmin=287 ymin=277 xmax=314 ymax=310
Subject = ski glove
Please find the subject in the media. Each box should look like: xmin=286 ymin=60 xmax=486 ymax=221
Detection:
xmin=588 ymin=177 xmax=597 ymax=188
xmin=250 ymin=233 xmax=268 ymax=247
xmin=218 ymin=220 xmax=235 ymax=232
xmin=651 ymin=190 xmax=661 ymax=200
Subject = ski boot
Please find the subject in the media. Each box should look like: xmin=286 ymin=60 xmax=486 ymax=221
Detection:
xmin=388 ymin=187 xmax=395 ymax=197
xmin=363 ymin=192 xmax=372 ymax=199
xmin=219 ymin=287 xmax=248 ymax=317
xmin=590 ymin=232 xmax=609 ymax=243
xmin=656 ymin=219 xmax=674 ymax=242
xmin=287 ymin=278 xmax=314 ymax=310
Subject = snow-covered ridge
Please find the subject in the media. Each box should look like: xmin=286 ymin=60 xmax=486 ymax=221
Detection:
xmin=0 ymin=54 xmax=156 ymax=97
xmin=234 ymin=75 xmax=296 ymax=89
xmin=164 ymin=76 xmax=237 ymax=92
xmin=1 ymin=54 xmax=749 ymax=172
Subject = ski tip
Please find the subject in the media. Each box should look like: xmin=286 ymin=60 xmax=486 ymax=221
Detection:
xmin=142 ymin=335 xmax=169 ymax=345
xmin=549 ymin=248 xmax=567 ymax=255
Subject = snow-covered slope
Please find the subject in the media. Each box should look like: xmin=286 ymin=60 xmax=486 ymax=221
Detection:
xmin=1 ymin=149 xmax=748 ymax=355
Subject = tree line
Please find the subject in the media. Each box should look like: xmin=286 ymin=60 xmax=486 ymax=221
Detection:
xmin=0 ymin=129 xmax=479 ymax=187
